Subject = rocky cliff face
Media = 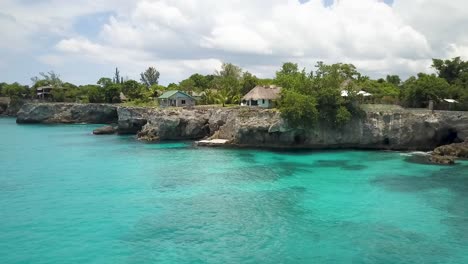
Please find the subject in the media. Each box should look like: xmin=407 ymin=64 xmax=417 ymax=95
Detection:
xmin=0 ymin=98 xmax=24 ymax=117
xmin=132 ymin=107 xmax=212 ymax=140
xmin=16 ymin=103 xmax=118 ymax=124
xmin=133 ymin=106 xmax=468 ymax=151
xmin=116 ymin=107 xmax=150 ymax=134
xmin=14 ymin=103 xmax=468 ymax=151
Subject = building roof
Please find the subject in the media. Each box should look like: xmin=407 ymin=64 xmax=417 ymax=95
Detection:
xmin=242 ymin=85 xmax=282 ymax=101
xmin=443 ymin=99 xmax=459 ymax=103
xmin=357 ymin=90 xmax=372 ymax=97
xmin=341 ymin=90 xmax=372 ymax=97
xmin=190 ymin=91 xmax=204 ymax=97
xmin=36 ymin=85 xmax=54 ymax=91
xmin=120 ymin=92 xmax=128 ymax=101
xmin=158 ymin=90 xmax=195 ymax=99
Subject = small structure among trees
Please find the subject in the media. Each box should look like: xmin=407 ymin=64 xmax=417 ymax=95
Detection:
xmin=241 ymin=85 xmax=281 ymax=108
xmin=158 ymin=90 xmax=196 ymax=107
xmin=36 ymin=85 xmax=55 ymax=100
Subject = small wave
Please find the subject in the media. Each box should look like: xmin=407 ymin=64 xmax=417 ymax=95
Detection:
xmin=400 ymin=151 xmax=431 ymax=157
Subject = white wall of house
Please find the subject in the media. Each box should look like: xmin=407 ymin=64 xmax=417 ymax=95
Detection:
xmin=258 ymin=99 xmax=271 ymax=108
xmin=241 ymin=99 xmax=273 ymax=108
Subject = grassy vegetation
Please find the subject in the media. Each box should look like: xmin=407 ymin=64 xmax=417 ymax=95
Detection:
xmin=120 ymin=100 xmax=159 ymax=107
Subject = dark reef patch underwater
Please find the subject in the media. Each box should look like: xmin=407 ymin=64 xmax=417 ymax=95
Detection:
xmin=1 ymin=118 xmax=468 ymax=264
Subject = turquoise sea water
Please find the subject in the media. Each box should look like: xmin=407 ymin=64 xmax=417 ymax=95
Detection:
xmin=1 ymin=118 xmax=468 ymax=264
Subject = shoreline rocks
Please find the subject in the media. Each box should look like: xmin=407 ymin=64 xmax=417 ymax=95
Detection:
xmin=429 ymin=155 xmax=456 ymax=165
xmin=93 ymin=125 xmax=117 ymax=135
xmin=432 ymin=139 xmax=468 ymax=158
xmin=13 ymin=103 xmax=468 ymax=152
xmin=429 ymin=139 xmax=468 ymax=164
xmin=16 ymin=103 xmax=118 ymax=124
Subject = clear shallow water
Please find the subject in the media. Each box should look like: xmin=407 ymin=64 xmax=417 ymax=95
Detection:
xmin=1 ymin=118 xmax=468 ymax=264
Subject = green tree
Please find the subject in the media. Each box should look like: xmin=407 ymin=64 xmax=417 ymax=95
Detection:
xmin=200 ymin=89 xmax=217 ymax=105
xmin=31 ymin=71 xmax=62 ymax=88
xmin=402 ymin=73 xmax=450 ymax=107
xmin=279 ymin=90 xmax=318 ymax=128
xmin=215 ymin=89 xmax=231 ymax=107
xmin=147 ymin=84 xmax=165 ymax=98
xmin=216 ymin=63 xmax=242 ymax=80
xmin=2 ymin=83 xmax=29 ymax=99
xmin=335 ymin=106 xmax=352 ymax=126
xmin=121 ymin=80 xmax=144 ymax=100
xmin=278 ymin=62 xmax=299 ymax=75
xmin=359 ymin=79 xmax=400 ymax=103
xmin=275 ymin=62 xmax=360 ymax=128
xmin=0 ymin=82 xmax=6 ymax=96
xmin=179 ymin=78 xmax=196 ymax=92
xmin=104 ymin=84 xmax=121 ymax=103
xmin=167 ymin=83 xmax=179 ymax=90
xmin=214 ymin=89 xmax=240 ymax=107
xmin=386 ymin=75 xmax=401 ymax=86
xmin=189 ymin=73 xmax=212 ymax=90
xmin=97 ymin=77 xmax=113 ymax=87
xmin=84 ymin=85 xmax=105 ymax=103
xmin=275 ymin=62 xmax=311 ymax=92
xmin=241 ymin=72 xmax=258 ymax=95
xmin=432 ymin=57 xmax=468 ymax=84
xmin=257 ymin=78 xmax=275 ymax=86
xmin=140 ymin=67 xmax=160 ymax=87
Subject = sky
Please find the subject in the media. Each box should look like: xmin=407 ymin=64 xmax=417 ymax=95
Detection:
xmin=1 ymin=0 xmax=467 ymax=86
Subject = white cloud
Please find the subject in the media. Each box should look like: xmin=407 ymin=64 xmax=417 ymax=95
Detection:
xmin=447 ymin=44 xmax=468 ymax=60
xmin=37 ymin=55 xmax=65 ymax=67
xmin=54 ymin=37 xmax=223 ymax=82
xmin=2 ymin=0 xmax=468 ymax=84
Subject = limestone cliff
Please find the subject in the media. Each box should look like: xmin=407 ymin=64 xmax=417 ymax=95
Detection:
xmin=14 ymin=103 xmax=468 ymax=151
xmin=16 ymin=103 xmax=118 ymax=124
xmin=133 ymin=106 xmax=468 ymax=151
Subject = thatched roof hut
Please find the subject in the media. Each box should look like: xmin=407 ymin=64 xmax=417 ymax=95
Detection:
xmin=241 ymin=85 xmax=281 ymax=108
xmin=242 ymin=85 xmax=281 ymax=101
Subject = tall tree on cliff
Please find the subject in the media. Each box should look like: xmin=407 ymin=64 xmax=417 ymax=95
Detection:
xmin=214 ymin=63 xmax=243 ymax=97
xmin=432 ymin=57 xmax=468 ymax=85
xmin=140 ymin=67 xmax=160 ymax=87
xmin=216 ymin=63 xmax=242 ymax=80
xmin=31 ymin=71 xmax=63 ymax=88
xmin=113 ymin=68 xmax=122 ymax=84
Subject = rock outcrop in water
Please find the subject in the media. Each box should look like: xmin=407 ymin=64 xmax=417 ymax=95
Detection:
xmin=430 ymin=139 xmax=468 ymax=164
xmin=16 ymin=103 xmax=118 ymax=124
xmin=14 ymin=103 xmax=468 ymax=151
xmin=93 ymin=125 xmax=117 ymax=135
xmin=433 ymin=138 xmax=468 ymax=157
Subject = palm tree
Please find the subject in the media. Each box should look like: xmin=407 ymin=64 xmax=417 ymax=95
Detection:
xmin=215 ymin=89 xmax=240 ymax=107
xmin=201 ymin=90 xmax=216 ymax=105
xmin=215 ymin=89 xmax=230 ymax=107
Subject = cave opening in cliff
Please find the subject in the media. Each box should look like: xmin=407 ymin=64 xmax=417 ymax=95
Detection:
xmin=383 ymin=137 xmax=390 ymax=145
xmin=294 ymin=134 xmax=305 ymax=145
xmin=435 ymin=128 xmax=462 ymax=146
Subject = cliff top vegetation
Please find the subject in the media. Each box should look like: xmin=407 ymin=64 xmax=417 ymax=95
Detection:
xmin=1 ymin=57 xmax=467 ymax=125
